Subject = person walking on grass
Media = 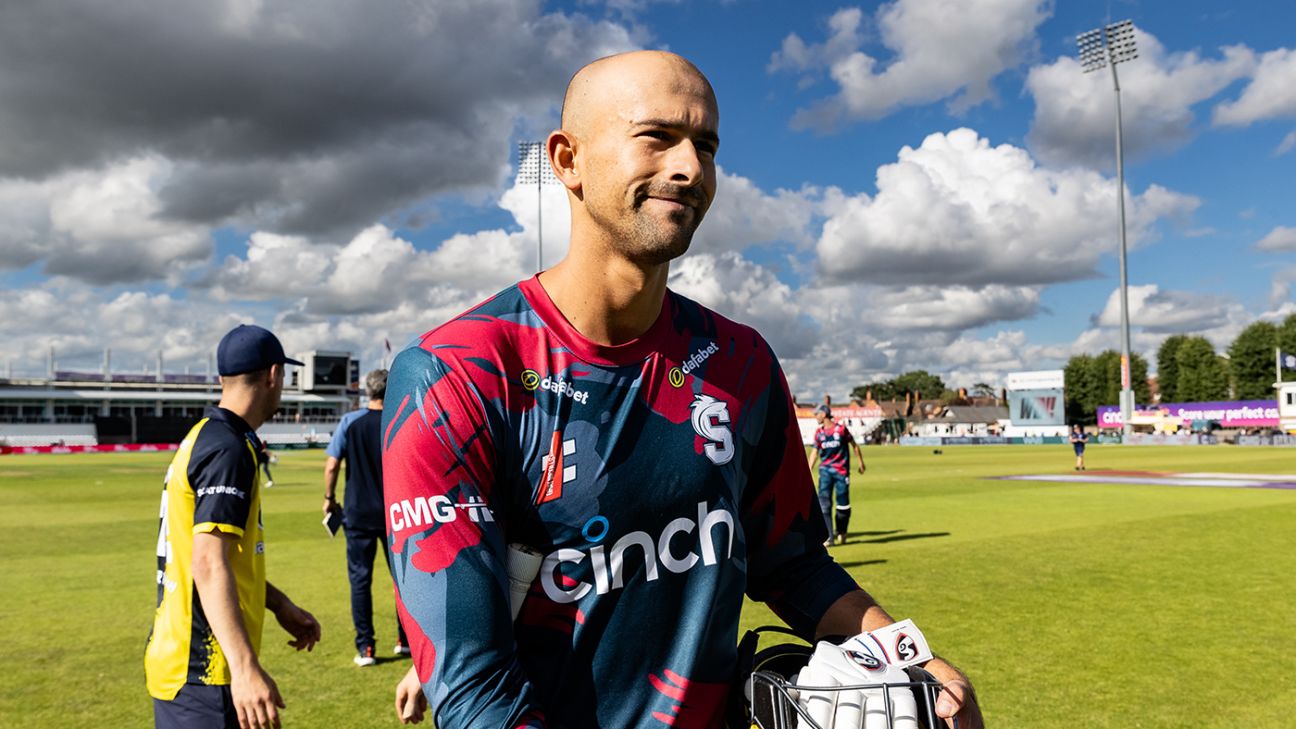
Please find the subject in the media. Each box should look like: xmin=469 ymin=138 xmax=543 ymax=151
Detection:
xmin=323 ymin=368 xmax=410 ymax=667
xmin=146 ymin=324 xmax=321 ymax=729
xmin=809 ymin=405 xmax=866 ymax=546
xmin=1070 ymin=423 xmax=1089 ymax=471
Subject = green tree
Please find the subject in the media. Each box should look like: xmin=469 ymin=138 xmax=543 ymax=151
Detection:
xmin=1156 ymin=334 xmax=1189 ymax=403
xmin=1092 ymin=350 xmax=1122 ymax=409
xmin=1176 ymin=336 xmax=1228 ymax=402
xmin=1064 ymin=354 xmax=1098 ymax=422
xmin=1279 ymin=314 xmax=1296 ymax=363
xmin=872 ymin=380 xmax=900 ymax=401
xmin=1132 ymin=353 xmax=1151 ymax=404
xmin=850 ymin=383 xmax=884 ymax=401
xmin=891 ymin=370 xmax=947 ymax=400
xmin=1090 ymin=349 xmax=1152 ymax=409
xmin=1228 ymin=321 xmax=1278 ymax=399
xmin=853 ymin=370 xmax=948 ymax=403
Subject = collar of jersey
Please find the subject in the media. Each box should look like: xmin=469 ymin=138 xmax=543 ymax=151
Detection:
xmin=519 ymin=275 xmax=673 ymax=368
xmin=205 ymin=406 xmax=262 ymax=456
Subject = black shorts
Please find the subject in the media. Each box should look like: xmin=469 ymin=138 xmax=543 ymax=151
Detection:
xmin=154 ymin=683 xmax=238 ymax=729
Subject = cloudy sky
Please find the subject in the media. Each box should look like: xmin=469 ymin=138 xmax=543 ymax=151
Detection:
xmin=3 ymin=0 xmax=1293 ymax=400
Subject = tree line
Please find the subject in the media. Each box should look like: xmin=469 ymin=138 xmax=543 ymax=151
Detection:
xmin=1065 ymin=313 xmax=1296 ymax=423
xmin=850 ymin=370 xmax=954 ymax=403
xmin=845 ymin=314 xmax=1296 ymax=424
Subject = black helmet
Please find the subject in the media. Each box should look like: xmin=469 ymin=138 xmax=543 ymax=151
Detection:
xmin=731 ymin=626 xmax=954 ymax=729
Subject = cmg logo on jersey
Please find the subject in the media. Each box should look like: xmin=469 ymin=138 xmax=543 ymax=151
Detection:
xmin=389 ymin=494 xmax=495 ymax=532
xmin=690 ymin=394 xmax=734 ymax=465
xmin=540 ymin=500 xmax=735 ymax=603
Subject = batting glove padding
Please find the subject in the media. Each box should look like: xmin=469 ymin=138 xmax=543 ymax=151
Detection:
xmin=793 ymin=640 xmax=918 ymax=729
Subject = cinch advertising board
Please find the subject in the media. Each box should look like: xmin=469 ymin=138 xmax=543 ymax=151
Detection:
xmin=1097 ymin=400 xmax=1279 ymax=429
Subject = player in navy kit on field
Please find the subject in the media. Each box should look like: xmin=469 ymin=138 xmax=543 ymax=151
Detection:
xmin=1069 ymin=423 xmax=1089 ymax=470
xmin=384 ymin=51 xmax=981 ymax=728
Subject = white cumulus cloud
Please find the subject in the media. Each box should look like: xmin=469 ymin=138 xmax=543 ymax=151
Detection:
xmin=865 ymin=285 xmax=1041 ymax=331
xmin=0 ymin=156 xmax=211 ymax=284
xmin=1213 ymin=47 xmax=1296 ymax=126
xmin=668 ymin=252 xmax=817 ymax=360
xmin=1094 ymin=284 xmax=1243 ymax=335
xmin=1256 ymin=226 xmax=1296 ymax=252
xmin=772 ymin=0 xmax=1051 ymax=129
xmin=814 ymin=128 xmax=1199 ymax=287
xmin=1277 ymin=131 xmax=1296 ymax=156
xmin=1026 ymin=29 xmax=1255 ymax=167
xmin=1268 ymin=267 xmax=1296 ymax=310
xmin=0 ymin=284 xmax=250 ymax=375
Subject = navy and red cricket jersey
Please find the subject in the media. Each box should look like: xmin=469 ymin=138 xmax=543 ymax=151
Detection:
xmin=383 ymin=275 xmax=856 ymax=728
xmin=813 ymin=422 xmax=856 ymax=477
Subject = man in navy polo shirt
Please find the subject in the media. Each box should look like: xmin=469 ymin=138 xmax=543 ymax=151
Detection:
xmin=324 ymin=368 xmax=408 ymax=666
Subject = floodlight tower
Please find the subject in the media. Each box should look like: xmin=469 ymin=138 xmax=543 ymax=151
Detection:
xmin=1077 ymin=19 xmax=1138 ymax=439
xmin=517 ymin=141 xmax=562 ymax=272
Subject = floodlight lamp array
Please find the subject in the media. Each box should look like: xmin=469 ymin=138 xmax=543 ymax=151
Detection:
xmin=1076 ymin=20 xmax=1139 ymax=72
xmin=1076 ymin=28 xmax=1107 ymax=72
xmin=516 ymin=141 xmax=558 ymax=184
xmin=1104 ymin=20 xmax=1138 ymax=65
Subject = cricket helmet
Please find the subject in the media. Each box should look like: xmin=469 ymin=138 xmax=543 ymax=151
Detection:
xmin=731 ymin=626 xmax=953 ymax=729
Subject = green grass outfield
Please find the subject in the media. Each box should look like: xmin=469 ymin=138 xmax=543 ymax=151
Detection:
xmin=3 ymin=444 xmax=1294 ymax=727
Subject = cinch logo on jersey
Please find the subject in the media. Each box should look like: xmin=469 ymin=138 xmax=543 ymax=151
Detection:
xmin=539 ymin=500 xmax=735 ymax=603
xmin=680 ymin=341 xmax=719 ymax=375
xmin=389 ymin=495 xmax=495 ymax=531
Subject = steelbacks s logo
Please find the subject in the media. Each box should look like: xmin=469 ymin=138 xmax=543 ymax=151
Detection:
xmin=690 ymin=394 xmax=734 ymax=465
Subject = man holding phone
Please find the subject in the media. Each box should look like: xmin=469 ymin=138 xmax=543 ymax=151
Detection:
xmin=324 ymin=368 xmax=408 ymax=666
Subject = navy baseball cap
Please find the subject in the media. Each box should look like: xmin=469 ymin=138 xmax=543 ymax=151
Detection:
xmin=814 ymin=404 xmax=832 ymax=416
xmin=217 ymin=324 xmax=304 ymax=376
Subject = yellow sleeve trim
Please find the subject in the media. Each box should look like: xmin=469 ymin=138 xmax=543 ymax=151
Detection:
xmin=193 ymin=522 xmax=246 ymax=537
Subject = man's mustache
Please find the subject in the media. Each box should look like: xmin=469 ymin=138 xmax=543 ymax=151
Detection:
xmin=635 ymin=183 xmax=706 ymax=208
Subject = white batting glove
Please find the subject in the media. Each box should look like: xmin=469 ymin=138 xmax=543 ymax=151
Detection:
xmin=794 ymin=640 xmax=918 ymax=729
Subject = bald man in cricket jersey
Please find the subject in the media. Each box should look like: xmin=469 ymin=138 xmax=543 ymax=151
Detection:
xmin=384 ymin=51 xmax=982 ymax=729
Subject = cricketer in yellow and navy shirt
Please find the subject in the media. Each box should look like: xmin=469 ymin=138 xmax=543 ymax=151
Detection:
xmin=145 ymin=406 xmax=267 ymax=700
